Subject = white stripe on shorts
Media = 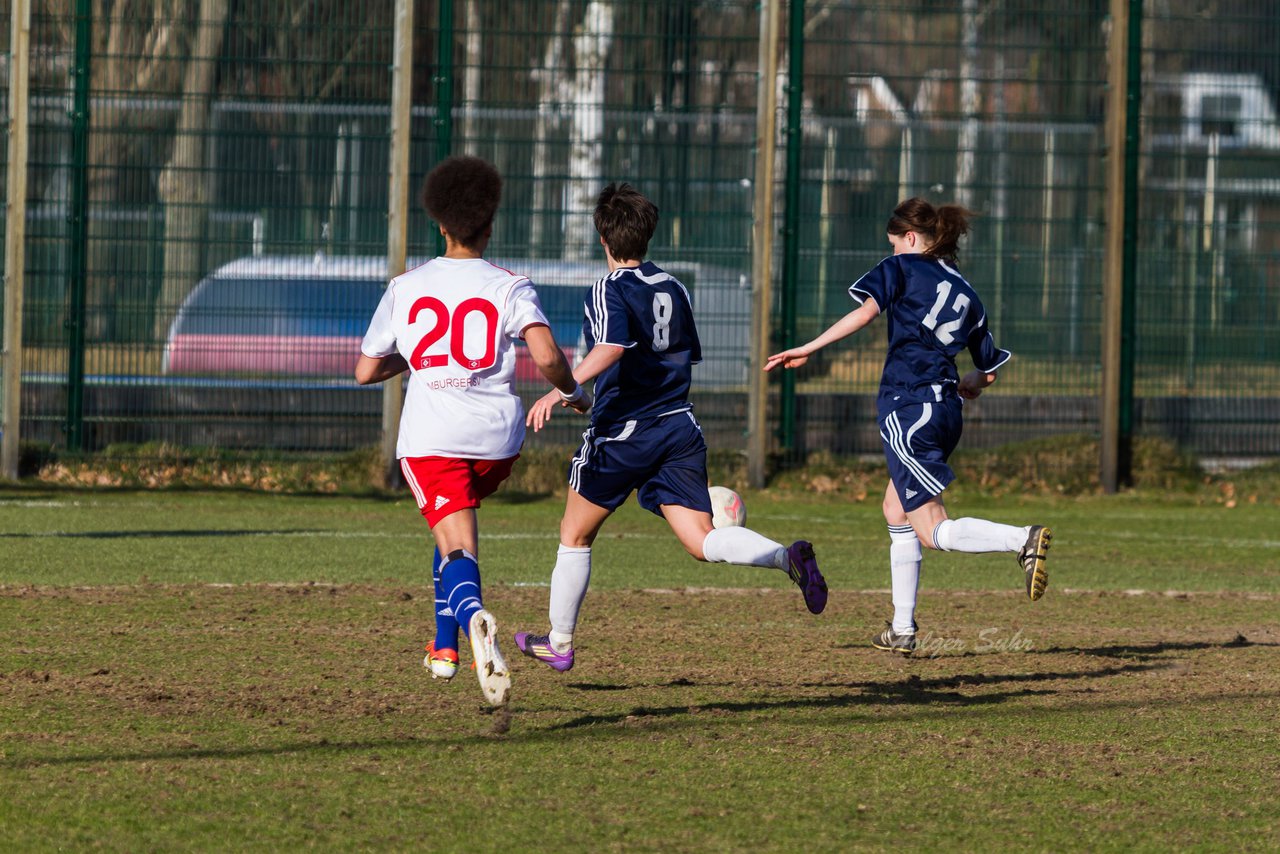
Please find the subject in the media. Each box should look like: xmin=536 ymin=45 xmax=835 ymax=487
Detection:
xmin=904 ymin=404 xmax=931 ymax=449
xmin=400 ymin=459 xmax=427 ymax=509
xmin=568 ymin=427 xmax=595 ymax=494
xmin=884 ymin=409 xmax=946 ymax=495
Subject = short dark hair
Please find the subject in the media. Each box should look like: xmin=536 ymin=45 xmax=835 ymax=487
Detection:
xmin=419 ymin=156 xmax=502 ymax=250
xmin=593 ymin=182 xmax=658 ymax=261
xmin=886 ymin=196 xmax=973 ymax=263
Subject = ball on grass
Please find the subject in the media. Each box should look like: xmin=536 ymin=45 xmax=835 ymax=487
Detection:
xmin=708 ymin=485 xmax=747 ymax=529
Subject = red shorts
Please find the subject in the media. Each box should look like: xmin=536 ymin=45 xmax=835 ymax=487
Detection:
xmin=399 ymin=455 xmax=518 ymax=528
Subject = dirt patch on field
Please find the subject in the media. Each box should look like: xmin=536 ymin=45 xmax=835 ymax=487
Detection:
xmin=4 ymin=582 xmax=1278 ymax=849
xmin=3 ymin=583 xmax=1276 ymax=741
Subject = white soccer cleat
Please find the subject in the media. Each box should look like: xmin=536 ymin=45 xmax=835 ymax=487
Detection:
xmin=423 ymin=642 xmax=459 ymax=680
xmin=468 ymin=609 xmax=511 ymax=707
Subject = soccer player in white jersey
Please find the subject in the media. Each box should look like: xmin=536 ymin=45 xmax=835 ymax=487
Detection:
xmin=512 ymin=182 xmax=828 ymax=673
xmin=355 ymin=156 xmax=590 ymax=705
xmin=765 ymin=197 xmax=1052 ymax=656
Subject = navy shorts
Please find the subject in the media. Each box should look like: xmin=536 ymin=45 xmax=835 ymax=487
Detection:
xmin=568 ymin=410 xmax=713 ymax=517
xmin=878 ymin=398 xmax=964 ymax=512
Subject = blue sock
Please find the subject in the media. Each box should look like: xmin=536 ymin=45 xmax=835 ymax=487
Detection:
xmin=432 ymin=547 xmax=460 ymax=652
xmin=441 ymin=549 xmax=484 ymax=638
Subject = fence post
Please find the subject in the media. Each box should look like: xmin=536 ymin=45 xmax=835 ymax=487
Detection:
xmin=1100 ymin=0 xmax=1143 ymax=492
xmin=747 ymin=0 xmax=780 ymax=488
xmin=381 ymin=0 xmax=415 ymax=486
xmin=65 ymin=0 xmax=92 ymax=452
xmin=777 ymin=0 xmax=804 ymax=456
xmin=2 ymin=0 xmax=32 ymax=480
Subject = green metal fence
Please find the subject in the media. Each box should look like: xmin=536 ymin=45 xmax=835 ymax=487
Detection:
xmin=2 ymin=0 xmax=1278 ymax=479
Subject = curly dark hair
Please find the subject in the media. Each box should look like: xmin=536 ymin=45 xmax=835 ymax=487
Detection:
xmin=593 ymin=182 xmax=659 ymax=261
xmin=419 ymin=156 xmax=502 ymax=250
xmin=886 ymin=197 xmax=974 ymax=263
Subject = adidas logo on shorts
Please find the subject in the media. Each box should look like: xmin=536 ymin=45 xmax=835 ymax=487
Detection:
xmin=434 ymin=496 xmax=450 ymax=510
xmin=905 ymin=488 xmax=918 ymax=499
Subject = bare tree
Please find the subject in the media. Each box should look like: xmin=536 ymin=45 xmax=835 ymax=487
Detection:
xmin=530 ymin=0 xmax=573 ymax=253
xmin=954 ymin=0 xmax=981 ymax=208
xmin=459 ymin=0 xmax=482 ymax=156
xmin=49 ymin=0 xmax=194 ymax=340
xmin=43 ymin=0 xmax=398 ymax=343
xmin=527 ymin=0 xmax=616 ymax=258
xmin=562 ymin=0 xmax=615 ymax=257
xmin=153 ymin=0 xmax=229 ymax=341
xmin=228 ymin=0 xmax=392 ymax=252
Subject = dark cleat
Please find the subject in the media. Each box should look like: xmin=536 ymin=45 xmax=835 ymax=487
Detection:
xmin=785 ymin=541 xmax=828 ymax=615
xmin=1019 ymin=525 xmax=1052 ymax=601
xmin=871 ymin=621 xmax=917 ymax=655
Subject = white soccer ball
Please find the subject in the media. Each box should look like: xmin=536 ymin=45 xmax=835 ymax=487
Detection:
xmin=709 ymin=485 xmax=747 ymax=529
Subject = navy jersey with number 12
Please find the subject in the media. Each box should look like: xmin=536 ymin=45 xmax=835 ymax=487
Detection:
xmin=584 ymin=261 xmax=702 ymax=430
xmin=849 ymin=254 xmax=1011 ymax=418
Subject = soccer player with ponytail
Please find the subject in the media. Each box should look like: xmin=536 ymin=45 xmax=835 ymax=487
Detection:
xmin=766 ymin=198 xmax=1052 ymax=655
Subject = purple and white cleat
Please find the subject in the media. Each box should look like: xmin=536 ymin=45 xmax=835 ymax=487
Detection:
xmin=786 ymin=540 xmax=828 ymax=615
xmin=514 ymin=631 xmax=575 ymax=672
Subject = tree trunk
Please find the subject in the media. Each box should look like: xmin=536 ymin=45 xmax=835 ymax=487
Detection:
xmin=562 ymin=0 xmax=614 ymax=258
xmin=154 ymin=0 xmax=229 ymax=343
xmin=80 ymin=0 xmax=189 ymax=341
xmin=460 ymin=0 xmax=482 ymax=156
xmin=954 ymin=0 xmax=980 ymax=208
xmin=530 ymin=0 xmax=571 ymax=253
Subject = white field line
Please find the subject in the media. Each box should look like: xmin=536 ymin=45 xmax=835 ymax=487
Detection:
xmin=2 ymin=583 xmax=1277 ymax=601
xmin=4 ymin=530 xmax=563 ymax=540
xmin=8 ymin=527 xmax=1278 ymax=552
xmin=1094 ymin=531 xmax=1280 ymax=549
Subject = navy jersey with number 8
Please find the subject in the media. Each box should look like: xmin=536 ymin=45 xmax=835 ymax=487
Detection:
xmin=584 ymin=261 xmax=702 ymax=429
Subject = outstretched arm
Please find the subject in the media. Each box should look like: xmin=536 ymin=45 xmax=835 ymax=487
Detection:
xmin=764 ymin=298 xmax=881 ymax=372
xmin=524 ymin=324 xmax=592 ymax=414
xmin=526 ymin=343 xmax=624 ymax=431
xmin=565 ymin=341 xmax=625 ymax=386
xmin=524 ymin=324 xmax=582 ymax=397
xmin=354 ymin=352 xmax=409 ymax=385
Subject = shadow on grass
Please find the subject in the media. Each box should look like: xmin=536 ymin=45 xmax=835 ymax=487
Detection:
xmin=0 ymin=483 xmax=409 ymax=501
xmin=834 ymin=636 xmax=1275 ymax=662
xmin=548 ymin=660 xmax=1168 ymax=729
xmin=0 ymin=482 xmax=560 ymax=503
xmin=10 ymin=683 xmax=1280 ymax=769
xmin=1007 ymin=636 xmax=1275 ymax=660
xmin=0 ymin=529 xmax=329 ymax=539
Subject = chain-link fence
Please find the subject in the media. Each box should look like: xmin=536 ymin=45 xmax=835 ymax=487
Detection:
xmin=2 ymin=0 xmax=1278 ymax=477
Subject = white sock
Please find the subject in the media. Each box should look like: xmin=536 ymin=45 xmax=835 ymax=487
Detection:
xmin=548 ymin=629 xmax=574 ymax=652
xmin=933 ymin=518 xmax=1029 ymax=553
xmin=888 ymin=524 xmax=921 ymax=634
xmin=702 ymin=527 xmax=788 ymax=571
xmin=548 ymin=544 xmax=591 ymax=650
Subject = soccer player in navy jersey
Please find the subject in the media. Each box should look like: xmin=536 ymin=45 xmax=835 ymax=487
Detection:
xmin=512 ymin=182 xmax=828 ymax=672
xmin=765 ymin=197 xmax=1051 ymax=656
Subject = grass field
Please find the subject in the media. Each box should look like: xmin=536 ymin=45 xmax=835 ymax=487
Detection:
xmin=2 ymin=485 xmax=1278 ymax=851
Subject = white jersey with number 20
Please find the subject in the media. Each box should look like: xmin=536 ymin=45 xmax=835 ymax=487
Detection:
xmin=360 ymin=256 xmax=550 ymax=460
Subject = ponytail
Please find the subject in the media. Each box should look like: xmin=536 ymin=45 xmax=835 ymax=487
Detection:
xmin=887 ymin=197 xmax=974 ymax=263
